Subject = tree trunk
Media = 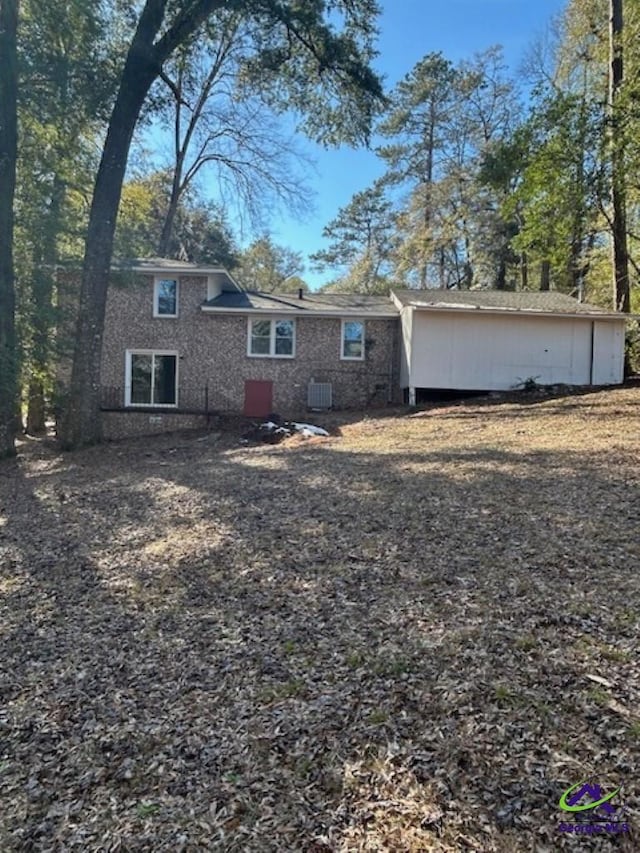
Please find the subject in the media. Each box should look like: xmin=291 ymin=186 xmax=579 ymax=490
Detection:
xmin=463 ymin=260 xmax=473 ymax=289
xmin=540 ymin=259 xmax=551 ymax=291
xmin=58 ymin=1 xmax=171 ymax=449
xmin=157 ymin=40 xmax=231 ymax=258
xmin=26 ymin=38 xmax=70 ymax=435
xmin=26 ymin=379 xmax=46 ymax=434
xmin=59 ymin=64 xmax=160 ymax=448
xmin=520 ymin=252 xmax=528 ymax=290
xmin=438 ymin=247 xmax=446 ymax=288
xmin=462 ymin=225 xmax=473 ymax=289
xmin=610 ymin=0 xmax=630 ymax=312
xmin=26 ymin=176 xmax=66 ymax=435
xmin=420 ymin=103 xmax=436 ymax=288
xmin=0 ymin=0 xmax=19 ymax=458
xmin=568 ymin=232 xmax=583 ymax=298
xmin=157 ymin=166 xmax=183 ymax=257
xmin=570 ymin=79 xmax=588 ymax=303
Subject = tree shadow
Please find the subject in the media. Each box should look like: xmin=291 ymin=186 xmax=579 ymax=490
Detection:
xmin=1 ymin=429 xmax=638 ymax=849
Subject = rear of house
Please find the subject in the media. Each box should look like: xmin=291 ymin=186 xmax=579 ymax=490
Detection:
xmin=99 ymin=260 xmax=400 ymax=438
xmin=95 ymin=260 xmax=629 ymax=438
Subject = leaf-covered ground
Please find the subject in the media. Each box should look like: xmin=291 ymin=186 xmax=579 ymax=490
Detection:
xmin=1 ymin=387 xmax=640 ymax=851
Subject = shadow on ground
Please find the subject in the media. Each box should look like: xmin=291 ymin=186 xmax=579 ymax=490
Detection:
xmin=1 ymin=393 xmax=639 ymax=851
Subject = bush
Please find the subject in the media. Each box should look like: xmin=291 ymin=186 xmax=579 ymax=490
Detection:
xmin=625 ymin=321 xmax=640 ymax=376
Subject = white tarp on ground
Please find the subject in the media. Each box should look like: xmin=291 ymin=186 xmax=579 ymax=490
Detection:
xmin=241 ymin=420 xmax=329 ymax=444
xmin=289 ymin=422 xmax=329 ymax=437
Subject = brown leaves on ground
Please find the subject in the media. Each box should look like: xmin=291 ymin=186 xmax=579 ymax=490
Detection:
xmin=1 ymin=387 xmax=640 ymax=851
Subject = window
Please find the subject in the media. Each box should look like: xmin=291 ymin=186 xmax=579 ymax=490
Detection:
xmin=154 ymin=278 xmax=178 ymax=317
xmin=248 ymin=318 xmax=295 ymax=357
xmin=341 ymin=320 xmax=365 ymax=360
xmin=126 ymin=351 xmax=178 ymax=406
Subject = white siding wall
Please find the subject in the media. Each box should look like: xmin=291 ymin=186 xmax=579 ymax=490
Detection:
xmin=406 ymin=310 xmax=618 ymax=391
xmin=592 ymin=320 xmax=625 ymax=385
xmin=398 ymin=306 xmax=413 ymax=388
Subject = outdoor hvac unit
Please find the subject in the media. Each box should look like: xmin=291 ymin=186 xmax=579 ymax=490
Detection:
xmin=307 ymin=380 xmax=332 ymax=410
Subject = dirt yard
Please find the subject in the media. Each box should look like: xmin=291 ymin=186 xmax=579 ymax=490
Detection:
xmin=1 ymin=387 xmax=639 ymax=851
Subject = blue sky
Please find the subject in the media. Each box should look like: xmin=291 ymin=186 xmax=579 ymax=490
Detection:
xmin=211 ymin=0 xmax=568 ymax=288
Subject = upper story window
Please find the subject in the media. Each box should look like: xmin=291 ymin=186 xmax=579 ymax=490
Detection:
xmin=154 ymin=278 xmax=178 ymax=317
xmin=248 ymin=318 xmax=295 ymax=358
xmin=341 ymin=319 xmax=365 ymax=360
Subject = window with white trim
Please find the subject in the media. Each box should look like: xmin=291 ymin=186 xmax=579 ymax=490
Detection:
xmin=154 ymin=278 xmax=178 ymax=317
xmin=248 ymin=318 xmax=295 ymax=357
xmin=126 ymin=351 xmax=178 ymax=406
xmin=341 ymin=320 xmax=365 ymax=360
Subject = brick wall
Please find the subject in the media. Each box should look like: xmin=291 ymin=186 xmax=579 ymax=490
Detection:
xmin=101 ymin=411 xmax=212 ymax=440
xmin=100 ymin=273 xmax=401 ymax=428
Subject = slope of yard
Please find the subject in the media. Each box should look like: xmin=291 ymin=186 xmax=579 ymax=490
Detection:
xmin=1 ymin=387 xmax=640 ymax=851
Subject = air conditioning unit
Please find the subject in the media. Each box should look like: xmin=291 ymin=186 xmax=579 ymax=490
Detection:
xmin=308 ymin=381 xmax=332 ymax=410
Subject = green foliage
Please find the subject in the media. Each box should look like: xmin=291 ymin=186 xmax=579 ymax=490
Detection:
xmin=504 ymin=91 xmax=605 ymax=294
xmin=234 ymin=235 xmax=307 ymax=292
xmin=258 ymin=679 xmax=306 ymax=703
xmin=311 ymin=180 xmax=395 ymax=293
xmin=514 ymin=634 xmax=537 ymax=651
xmin=625 ymin=321 xmax=640 ymax=375
xmin=239 ymin=0 xmax=384 ymax=147
xmin=628 ymin=721 xmax=640 ymax=739
xmin=377 ymin=52 xmax=458 ymax=184
xmin=135 ymin=802 xmax=160 ymax=819
xmin=114 ymin=172 xmax=238 ymax=266
xmin=515 ymin=376 xmax=542 ymax=393
xmin=14 ymin=0 xmax=121 ymax=432
xmin=18 ymin=0 xmax=122 ymax=124
xmin=587 ymin=687 xmax=609 ymax=707
xmin=494 ymin=683 xmax=513 ymax=703
xmin=374 ymin=47 xmax=519 ymax=288
xmin=367 ymin=709 xmax=389 ymax=725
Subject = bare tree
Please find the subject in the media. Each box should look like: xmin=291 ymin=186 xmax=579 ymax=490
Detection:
xmin=156 ymin=13 xmax=309 ymax=255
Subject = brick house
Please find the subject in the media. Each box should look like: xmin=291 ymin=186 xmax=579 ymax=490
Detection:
xmin=99 ymin=259 xmax=401 ymax=438
xmin=97 ymin=259 xmax=629 ymax=439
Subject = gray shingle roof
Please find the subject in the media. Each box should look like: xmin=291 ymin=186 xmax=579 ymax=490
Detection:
xmin=202 ymin=290 xmax=399 ymax=316
xmin=392 ymin=289 xmax=621 ymax=315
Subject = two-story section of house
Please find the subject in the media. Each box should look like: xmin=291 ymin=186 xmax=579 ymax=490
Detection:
xmin=99 ymin=259 xmax=402 ymax=438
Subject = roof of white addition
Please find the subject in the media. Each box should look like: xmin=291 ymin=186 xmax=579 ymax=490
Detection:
xmin=392 ymin=289 xmax=630 ymax=320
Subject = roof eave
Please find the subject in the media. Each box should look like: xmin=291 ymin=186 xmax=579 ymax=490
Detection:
xmin=112 ymin=262 xmax=244 ymax=293
xmin=200 ymin=305 xmax=399 ymax=318
xmin=391 ymin=291 xmax=406 ymax=312
xmin=120 ymin=264 xmax=223 ymax=274
xmin=406 ymin=304 xmax=630 ymax=321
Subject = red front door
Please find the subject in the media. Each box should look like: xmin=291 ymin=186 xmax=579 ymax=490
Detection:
xmin=243 ymin=380 xmax=273 ymax=418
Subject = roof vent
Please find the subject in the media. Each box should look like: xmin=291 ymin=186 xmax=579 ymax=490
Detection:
xmin=298 ymin=287 xmax=304 ymax=300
